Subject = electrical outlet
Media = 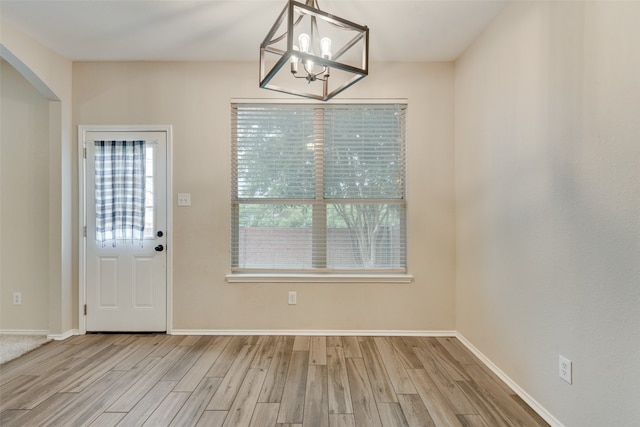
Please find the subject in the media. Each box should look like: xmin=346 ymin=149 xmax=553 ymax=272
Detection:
xmin=177 ymin=193 xmax=191 ymax=207
xmin=559 ymin=355 xmax=572 ymax=384
xmin=13 ymin=292 xmax=22 ymax=305
xmin=288 ymin=291 xmax=297 ymax=305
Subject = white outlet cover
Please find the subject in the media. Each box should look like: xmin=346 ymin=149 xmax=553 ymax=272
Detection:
xmin=177 ymin=193 xmax=191 ymax=207
xmin=559 ymin=355 xmax=572 ymax=384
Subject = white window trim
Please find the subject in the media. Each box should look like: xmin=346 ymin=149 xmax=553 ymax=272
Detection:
xmin=226 ymin=272 xmax=414 ymax=284
xmin=229 ymin=98 xmax=411 ymax=281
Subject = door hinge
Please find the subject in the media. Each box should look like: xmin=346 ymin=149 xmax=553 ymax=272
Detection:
xmin=83 ymin=147 xmax=87 ymax=159
xmin=84 ymin=304 xmax=87 ymax=316
xmin=84 ymin=226 xmax=87 ymax=237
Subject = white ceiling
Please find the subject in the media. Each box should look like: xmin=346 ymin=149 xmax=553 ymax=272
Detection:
xmin=0 ymin=0 xmax=507 ymax=62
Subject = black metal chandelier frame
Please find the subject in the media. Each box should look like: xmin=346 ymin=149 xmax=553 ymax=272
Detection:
xmin=259 ymin=0 xmax=369 ymax=101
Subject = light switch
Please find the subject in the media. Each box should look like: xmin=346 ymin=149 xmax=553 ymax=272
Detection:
xmin=177 ymin=193 xmax=191 ymax=207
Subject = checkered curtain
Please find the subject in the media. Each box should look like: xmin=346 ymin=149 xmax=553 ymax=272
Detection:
xmin=94 ymin=141 xmax=146 ymax=244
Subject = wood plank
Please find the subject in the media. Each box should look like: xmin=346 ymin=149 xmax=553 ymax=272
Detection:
xmin=61 ymin=341 xmax=144 ymax=393
xmin=326 ymin=346 xmax=353 ymax=415
xmin=26 ymin=342 xmax=90 ymax=376
xmin=393 ymin=338 xmax=424 ymax=369
xmin=0 ymin=375 xmax=39 ymax=408
xmin=107 ymin=345 xmax=189 ymax=412
xmin=293 ymin=336 xmax=310 ymax=351
xmin=174 ymin=335 xmax=232 ymax=392
xmin=2 ymin=392 xmax=77 ymax=427
xmin=412 ymin=346 xmax=477 ymax=414
xmin=54 ymin=356 xmax=163 ymax=426
xmin=326 ymin=336 xmax=343 ymax=348
xmin=195 ymin=411 xmax=228 ymax=427
xmin=400 ymin=336 xmax=426 ymax=348
xmin=377 ymin=402 xmax=410 ymax=427
xmin=148 ymin=335 xmax=185 ymax=358
xmin=455 ymin=380 xmax=515 ymax=427
xmin=88 ymin=412 xmax=126 ymax=427
xmin=207 ymin=336 xmax=253 ymax=378
xmin=251 ymin=335 xmax=279 ymax=369
xmin=277 ymin=351 xmax=309 ymax=424
xmin=303 ymin=365 xmax=329 ymax=427
xmin=259 ymin=336 xmax=295 ymax=403
xmin=373 ymin=337 xmax=416 ymax=394
xmin=407 ymin=368 xmax=464 ymax=427
xmin=179 ymin=335 xmax=203 ymax=346
xmin=0 ymin=340 xmax=67 ymax=383
xmin=113 ymin=334 xmax=167 ymax=371
xmin=341 ymin=337 xmax=362 ymax=358
xmin=249 ymin=403 xmax=280 ymax=427
xmin=309 ymin=336 xmax=327 ymax=366
xmin=0 ymin=409 xmax=29 ymax=426
xmin=65 ymin=334 xmax=124 ymax=360
xmin=42 ymin=370 xmax=127 ymax=426
xmin=456 ymin=414 xmax=491 ymax=427
xmin=358 ymin=337 xmax=397 ymax=403
xmin=423 ymin=338 xmax=470 ymax=382
xmin=329 ymin=414 xmax=355 ymax=427
xmin=461 ymin=365 xmax=549 ymax=427
xmin=114 ymin=380 xmax=177 ymax=427
xmin=396 ymin=394 xmax=435 ymax=427
xmin=162 ymin=335 xmax=214 ymax=381
xmin=345 ymin=358 xmax=382 ymax=427
xmin=170 ymin=377 xmax=223 ymax=426
xmin=208 ymin=344 xmax=259 ymax=410
xmin=511 ymin=394 xmax=550 ymax=426
xmin=141 ymin=392 xmax=191 ymax=427
xmin=1 ymin=355 xmax=86 ymax=410
xmin=436 ymin=337 xmax=477 ymax=365
xmin=223 ymin=368 xmax=269 ymax=427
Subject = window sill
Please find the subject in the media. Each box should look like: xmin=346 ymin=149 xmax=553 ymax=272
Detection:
xmin=225 ymin=273 xmax=414 ymax=284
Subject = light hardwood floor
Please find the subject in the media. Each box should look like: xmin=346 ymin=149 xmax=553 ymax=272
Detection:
xmin=0 ymin=334 xmax=549 ymax=427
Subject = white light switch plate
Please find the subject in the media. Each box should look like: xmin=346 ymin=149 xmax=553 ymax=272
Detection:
xmin=177 ymin=193 xmax=191 ymax=207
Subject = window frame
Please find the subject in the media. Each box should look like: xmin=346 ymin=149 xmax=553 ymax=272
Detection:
xmin=227 ymin=99 xmax=413 ymax=284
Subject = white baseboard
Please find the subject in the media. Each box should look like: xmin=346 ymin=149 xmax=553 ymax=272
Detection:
xmin=47 ymin=329 xmax=78 ymax=341
xmin=0 ymin=329 xmax=49 ymax=336
xmin=455 ymin=332 xmax=565 ymax=427
xmin=170 ymin=329 xmax=457 ymax=337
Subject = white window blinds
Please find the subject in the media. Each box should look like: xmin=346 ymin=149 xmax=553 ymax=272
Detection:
xmin=231 ymin=102 xmax=407 ymax=273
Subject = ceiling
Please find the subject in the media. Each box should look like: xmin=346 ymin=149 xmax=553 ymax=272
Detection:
xmin=1 ymin=0 xmax=507 ymax=62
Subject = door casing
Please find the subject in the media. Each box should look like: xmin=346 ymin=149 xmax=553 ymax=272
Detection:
xmin=78 ymin=124 xmax=173 ymax=334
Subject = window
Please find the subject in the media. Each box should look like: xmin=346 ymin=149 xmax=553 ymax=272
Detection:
xmin=231 ymin=102 xmax=407 ymax=277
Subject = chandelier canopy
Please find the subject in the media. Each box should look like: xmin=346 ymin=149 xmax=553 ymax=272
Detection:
xmin=259 ymin=0 xmax=369 ymax=101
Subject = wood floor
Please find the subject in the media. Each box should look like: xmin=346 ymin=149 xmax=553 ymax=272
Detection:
xmin=0 ymin=334 xmax=549 ymax=427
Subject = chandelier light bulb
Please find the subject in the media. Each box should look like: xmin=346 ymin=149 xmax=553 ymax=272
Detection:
xmin=320 ymin=37 xmax=332 ymax=59
xmin=298 ymin=33 xmax=310 ymax=53
xmin=306 ymin=59 xmax=315 ymax=72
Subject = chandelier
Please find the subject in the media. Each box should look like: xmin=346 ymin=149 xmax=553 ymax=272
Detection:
xmin=259 ymin=0 xmax=369 ymax=101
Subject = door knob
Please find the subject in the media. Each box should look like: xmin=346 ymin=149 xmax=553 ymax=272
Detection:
xmin=155 ymin=244 xmax=164 ymax=252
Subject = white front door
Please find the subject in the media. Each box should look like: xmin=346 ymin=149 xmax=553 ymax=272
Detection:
xmin=82 ymin=128 xmax=169 ymax=332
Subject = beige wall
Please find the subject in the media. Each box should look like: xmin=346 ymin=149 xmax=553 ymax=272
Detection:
xmin=1 ymin=20 xmax=73 ymax=336
xmin=455 ymin=2 xmax=640 ymax=425
xmin=73 ymin=61 xmax=456 ymax=332
xmin=0 ymin=59 xmax=50 ymax=330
